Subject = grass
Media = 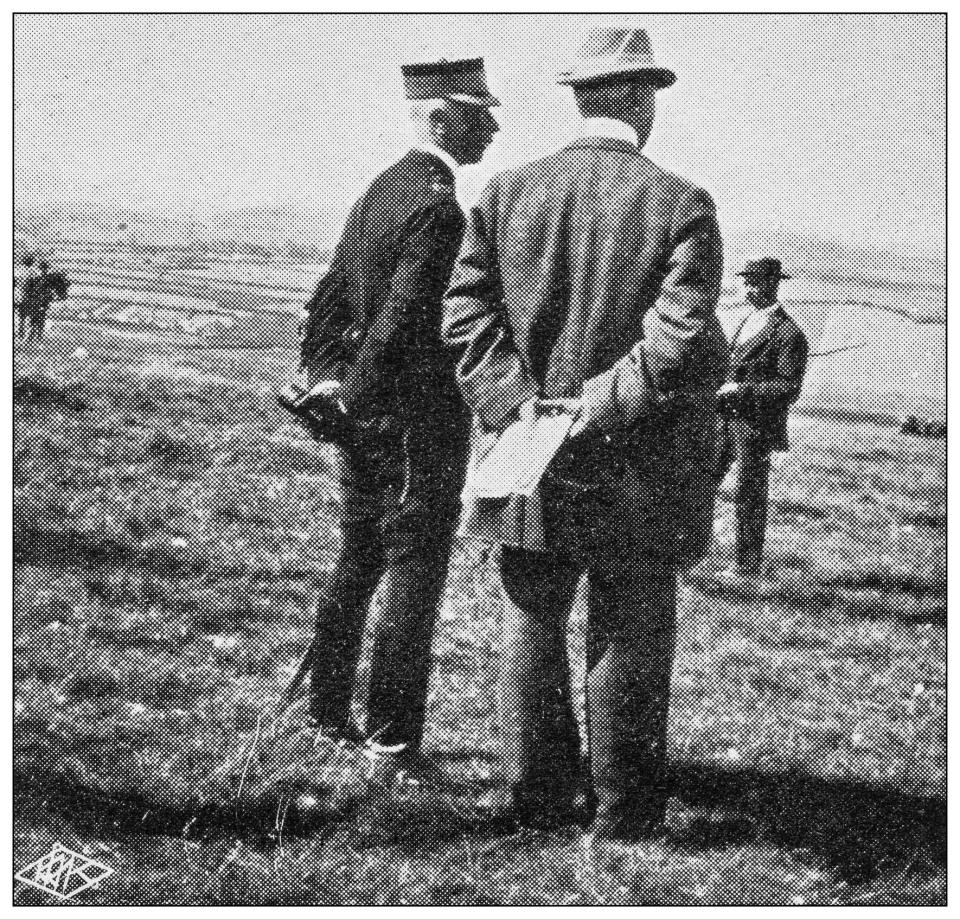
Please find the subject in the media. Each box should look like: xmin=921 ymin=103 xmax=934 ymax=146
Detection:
xmin=13 ymin=322 xmax=945 ymax=905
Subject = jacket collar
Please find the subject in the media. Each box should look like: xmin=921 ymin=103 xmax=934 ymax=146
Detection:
xmin=578 ymin=116 xmax=638 ymax=146
xmin=406 ymin=145 xmax=458 ymax=189
xmin=562 ymin=135 xmax=643 ymax=157
xmin=731 ymin=305 xmax=787 ymax=364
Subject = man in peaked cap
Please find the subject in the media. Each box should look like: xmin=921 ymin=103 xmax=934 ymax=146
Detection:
xmin=444 ymin=26 xmax=728 ymax=839
xmin=297 ymin=57 xmax=499 ymax=771
xmin=715 ymin=258 xmax=809 ymax=582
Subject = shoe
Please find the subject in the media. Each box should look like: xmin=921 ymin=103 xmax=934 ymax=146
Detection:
xmin=487 ymin=788 xmax=594 ymax=834
xmin=306 ymin=715 xmax=363 ymax=747
xmin=714 ymin=566 xmax=745 ymax=585
xmin=590 ymin=812 xmax=666 ymax=843
xmin=715 ymin=567 xmax=773 ymax=597
xmin=590 ymin=790 xmax=668 ymax=842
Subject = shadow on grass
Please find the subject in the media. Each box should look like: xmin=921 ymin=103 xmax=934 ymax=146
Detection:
xmin=14 ymin=524 xmax=321 ymax=585
xmin=668 ymin=762 xmax=945 ymax=885
xmin=15 ymin=755 xmax=944 ymax=891
xmin=13 ymin=376 xmax=88 ymax=412
xmin=687 ymin=572 xmax=946 ymax=626
xmin=14 ymin=762 xmax=487 ymax=854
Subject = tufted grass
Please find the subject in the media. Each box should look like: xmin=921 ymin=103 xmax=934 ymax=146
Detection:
xmin=13 ymin=322 xmax=944 ymax=905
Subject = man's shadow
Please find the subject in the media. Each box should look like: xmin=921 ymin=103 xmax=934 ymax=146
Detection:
xmin=666 ymin=760 xmax=945 ymax=885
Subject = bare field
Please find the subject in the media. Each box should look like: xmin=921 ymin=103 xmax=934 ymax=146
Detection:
xmin=13 ymin=320 xmax=945 ymax=905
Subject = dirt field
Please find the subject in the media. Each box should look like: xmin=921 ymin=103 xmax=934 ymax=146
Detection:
xmin=13 ymin=319 xmax=945 ymax=905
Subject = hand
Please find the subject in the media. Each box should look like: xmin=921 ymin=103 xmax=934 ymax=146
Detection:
xmin=717 ymin=382 xmax=740 ymax=397
xmin=569 ymin=401 xmax=592 ymax=439
xmin=518 ymin=396 xmax=540 ymax=425
xmin=537 ymin=397 xmax=591 ymax=438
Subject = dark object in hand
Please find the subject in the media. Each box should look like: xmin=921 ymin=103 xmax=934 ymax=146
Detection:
xmin=277 ymin=383 xmax=402 ymax=448
xmin=716 ymin=389 xmax=740 ymax=416
xmin=276 ymin=383 xmax=354 ymax=445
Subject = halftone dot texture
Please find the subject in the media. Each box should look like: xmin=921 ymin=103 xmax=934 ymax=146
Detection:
xmin=14 ymin=13 xmax=943 ymax=906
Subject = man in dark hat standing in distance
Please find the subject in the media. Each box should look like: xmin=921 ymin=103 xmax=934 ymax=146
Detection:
xmin=444 ymin=27 xmax=727 ymax=840
xmin=715 ymin=258 xmax=809 ymax=583
xmin=16 ymin=256 xmax=65 ymax=342
xmin=298 ymin=57 xmax=499 ymax=772
xmin=15 ymin=255 xmax=40 ymax=340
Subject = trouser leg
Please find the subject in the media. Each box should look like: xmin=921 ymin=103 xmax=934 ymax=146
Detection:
xmin=498 ymin=547 xmax=583 ymax=808
xmin=309 ymin=454 xmax=385 ymax=730
xmin=361 ymin=417 xmax=469 ymax=751
xmin=363 ymin=522 xmax=456 ymax=751
xmin=734 ymin=446 xmax=770 ymax=576
xmin=586 ymin=561 xmax=678 ymax=838
xmin=714 ymin=419 xmax=734 ymax=483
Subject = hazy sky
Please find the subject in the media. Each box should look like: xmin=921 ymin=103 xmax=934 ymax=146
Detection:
xmin=14 ymin=13 xmax=945 ymax=257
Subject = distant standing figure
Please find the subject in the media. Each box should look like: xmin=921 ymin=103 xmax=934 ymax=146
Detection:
xmin=16 ymin=255 xmax=40 ymax=340
xmin=17 ymin=258 xmax=67 ymax=342
xmin=715 ymin=258 xmax=809 ymax=580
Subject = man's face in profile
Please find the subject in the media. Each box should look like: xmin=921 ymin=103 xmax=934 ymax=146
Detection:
xmin=439 ymin=102 xmax=500 ymax=165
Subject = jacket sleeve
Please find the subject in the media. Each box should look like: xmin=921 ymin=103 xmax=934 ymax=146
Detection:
xmin=742 ymin=327 xmax=809 ymax=414
xmin=442 ymin=181 xmax=539 ymax=431
xmin=299 ymin=266 xmax=349 ymax=374
xmin=581 ymin=186 xmax=724 ymax=434
xmin=339 ymin=200 xmax=464 ymax=415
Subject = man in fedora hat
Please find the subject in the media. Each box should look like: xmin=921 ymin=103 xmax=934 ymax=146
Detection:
xmin=715 ymin=257 xmax=809 ymax=581
xmin=297 ymin=56 xmax=499 ymax=770
xmin=444 ymin=25 xmax=727 ymax=839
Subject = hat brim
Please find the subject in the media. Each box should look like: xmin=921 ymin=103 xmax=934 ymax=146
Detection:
xmin=558 ymin=63 xmax=676 ymax=90
xmin=737 ymin=270 xmax=792 ymax=280
xmin=447 ymin=92 xmax=500 ymax=108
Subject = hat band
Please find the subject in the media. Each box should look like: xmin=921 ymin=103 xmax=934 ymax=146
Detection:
xmin=577 ymin=52 xmax=656 ymax=68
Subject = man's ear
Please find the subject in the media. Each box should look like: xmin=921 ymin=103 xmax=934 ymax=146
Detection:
xmin=429 ymin=108 xmax=448 ymax=142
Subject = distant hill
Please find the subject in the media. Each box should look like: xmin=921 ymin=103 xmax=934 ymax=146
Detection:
xmin=14 ymin=203 xmax=338 ymax=260
xmin=16 ymin=202 xmax=945 ymax=306
xmin=723 ymin=227 xmax=944 ymax=293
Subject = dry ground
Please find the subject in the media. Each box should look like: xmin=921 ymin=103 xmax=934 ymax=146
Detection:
xmin=13 ymin=320 xmax=945 ymax=905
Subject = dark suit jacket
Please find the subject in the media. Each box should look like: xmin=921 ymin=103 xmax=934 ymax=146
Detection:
xmin=301 ymin=149 xmax=468 ymax=429
xmin=19 ymin=274 xmax=60 ymax=317
xmin=443 ymin=136 xmax=729 ymax=566
xmin=723 ymin=306 xmax=809 ymax=452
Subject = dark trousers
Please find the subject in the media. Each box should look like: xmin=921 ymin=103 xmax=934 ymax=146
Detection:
xmin=310 ymin=416 xmax=468 ymax=751
xmin=498 ymin=544 xmax=677 ymax=832
xmin=716 ymin=419 xmax=771 ymax=576
xmin=18 ymin=308 xmax=47 ymax=341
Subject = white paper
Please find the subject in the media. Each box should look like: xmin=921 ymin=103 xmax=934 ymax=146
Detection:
xmin=463 ymin=412 xmax=575 ymax=499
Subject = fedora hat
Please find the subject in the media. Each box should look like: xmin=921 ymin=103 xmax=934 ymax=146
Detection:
xmin=737 ymin=257 xmax=792 ymax=281
xmin=401 ymin=57 xmax=499 ymax=107
xmin=558 ymin=26 xmax=676 ymax=89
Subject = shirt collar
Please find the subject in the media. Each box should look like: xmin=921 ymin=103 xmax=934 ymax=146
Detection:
xmin=577 ymin=117 xmax=638 ymax=147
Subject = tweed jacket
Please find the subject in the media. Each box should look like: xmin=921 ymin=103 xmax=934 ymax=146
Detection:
xmin=443 ymin=136 xmax=729 ymax=566
xmin=300 ymin=149 xmax=468 ymax=429
xmin=722 ymin=305 xmax=809 ymax=452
